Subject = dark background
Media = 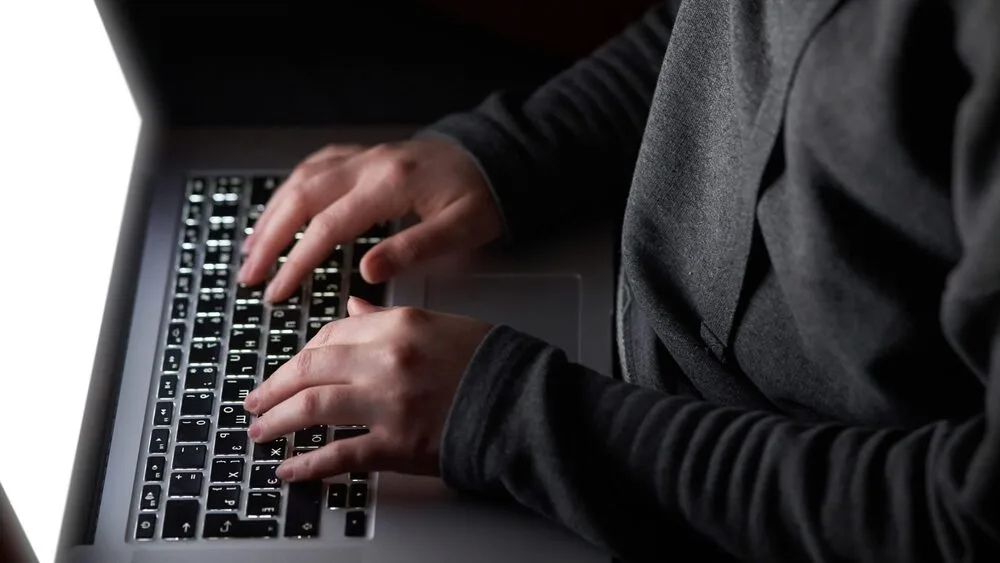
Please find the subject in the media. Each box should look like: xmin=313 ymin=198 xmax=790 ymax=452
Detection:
xmin=108 ymin=0 xmax=656 ymax=126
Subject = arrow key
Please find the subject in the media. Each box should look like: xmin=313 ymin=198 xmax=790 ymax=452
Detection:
xmin=203 ymin=513 xmax=278 ymax=538
xmin=162 ymin=499 xmax=199 ymax=539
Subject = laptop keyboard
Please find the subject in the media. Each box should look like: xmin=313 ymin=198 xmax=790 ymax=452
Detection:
xmin=133 ymin=175 xmax=387 ymax=542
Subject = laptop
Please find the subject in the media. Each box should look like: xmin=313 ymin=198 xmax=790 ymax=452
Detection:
xmin=8 ymin=3 xmax=618 ymax=563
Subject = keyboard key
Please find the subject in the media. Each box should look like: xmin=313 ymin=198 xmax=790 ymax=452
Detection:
xmin=210 ymin=458 xmax=245 ymax=483
xmin=203 ymin=513 xmax=278 ymax=539
xmin=222 ymin=378 xmax=255 ymax=402
xmin=274 ymin=288 xmax=303 ymax=307
xmin=306 ymin=319 xmax=325 ymax=342
xmin=207 ymin=220 xmax=237 ymax=242
xmin=270 ymin=308 xmax=301 ymax=332
xmin=153 ymin=402 xmax=174 ymax=426
xmin=135 ymin=513 xmax=157 ymax=540
xmin=266 ymin=333 xmax=299 ymax=357
xmin=182 ymin=224 xmax=200 ymax=246
xmin=233 ymin=303 xmax=263 ymax=326
xmin=157 ymin=375 xmax=178 ymax=400
xmin=204 ymin=245 xmax=233 ymax=266
xmin=140 ymin=484 xmax=161 ymax=510
xmin=168 ymin=472 xmax=203 ymax=497
xmin=201 ymin=268 xmax=230 ymax=290
xmin=311 ymin=271 xmax=340 ymax=294
xmin=344 ymin=510 xmax=366 ymax=537
xmin=185 ymin=366 xmax=217 ymax=390
xmin=167 ymin=323 xmax=186 ymax=346
xmin=171 ymin=298 xmax=191 ymax=320
xmin=225 ymin=352 xmax=258 ymax=377
xmin=229 ymin=328 xmax=260 ymax=351
xmin=162 ymin=349 xmax=182 ymax=373
xmin=188 ymin=177 xmax=207 ymax=198
xmin=249 ymin=464 xmax=282 ymax=489
xmin=196 ymin=292 xmax=228 ymax=315
xmin=149 ymin=429 xmax=170 ymax=454
xmin=321 ymin=246 xmax=345 ymax=269
xmin=285 ymin=481 xmax=322 ymax=537
xmin=207 ymin=485 xmax=241 ymax=510
xmin=262 ymin=357 xmax=285 ymax=380
xmin=236 ymin=283 xmax=265 ymax=302
xmin=144 ymin=456 xmax=166 ymax=482
xmin=185 ymin=203 xmax=204 ymax=224
xmin=333 ymin=427 xmax=369 ymax=441
xmin=294 ymin=426 xmax=327 ymax=450
xmin=179 ymin=249 xmax=196 ymax=270
xmin=193 ymin=316 xmax=224 ymax=339
xmin=352 ymin=242 xmax=374 ymax=269
xmin=309 ymin=296 xmax=339 ymax=319
xmin=250 ymin=176 xmax=281 ymax=207
xmin=327 ymin=483 xmax=347 ymax=509
xmin=177 ymin=418 xmax=211 ymax=443
xmin=219 ymin=404 xmax=250 ymax=428
xmin=361 ymin=223 xmax=390 ymax=240
xmin=175 ymin=273 xmax=193 ymax=295
xmin=214 ymin=431 xmax=248 ymax=456
xmin=188 ymin=341 xmax=221 ymax=365
xmin=348 ymin=483 xmax=368 ymax=508
xmin=253 ymin=438 xmax=286 ymax=461
xmin=163 ymin=499 xmax=199 ymax=539
xmin=247 ymin=491 xmax=281 ymax=517
xmin=211 ymin=201 xmax=239 ymax=218
xmin=349 ymin=272 xmax=385 ymax=306
xmin=172 ymin=445 xmax=207 ymax=470
xmin=181 ymin=393 xmax=213 ymax=416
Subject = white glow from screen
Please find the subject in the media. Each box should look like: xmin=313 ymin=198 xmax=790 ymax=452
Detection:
xmin=0 ymin=1 xmax=139 ymax=562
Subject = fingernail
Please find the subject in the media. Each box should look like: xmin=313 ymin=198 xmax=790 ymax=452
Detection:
xmin=238 ymin=260 xmax=254 ymax=285
xmin=242 ymin=234 xmax=255 ymax=255
xmin=244 ymin=393 xmax=258 ymax=413
xmin=263 ymin=280 xmax=282 ymax=304
xmin=248 ymin=422 xmax=261 ymax=439
xmin=276 ymin=463 xmax=294 ymax=481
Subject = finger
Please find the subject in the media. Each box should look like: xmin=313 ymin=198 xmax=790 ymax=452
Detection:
xmin=264 ymin=187 xmax=394 ymax=302
xmin=303 ymin=144 xmax=365 ymax=164
xmin=300 ymin=305 xmax=402 ymax=352
xmin=347 ymin=296 xmax=384 ymax=316
xmin=246 ymin=343 xmax=367 ymax=415
xmin=239 ymin=164 xmax=354 ymax=287
xmin=243 ymin=146 xmax=365 ymax=256
xmin=249 ymin=384 xmax=370 ymax=443
xmin=277 ymin=432 xmax=387 ymax=481
xmin=361 ymin=198 xmax=488 ymax=283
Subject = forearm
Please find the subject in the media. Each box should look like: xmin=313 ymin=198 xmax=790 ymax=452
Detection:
xmin=442 ymin=326 xmax=1000 ymax=563
xmin=417 ymin=2 xmax=677 ymax=240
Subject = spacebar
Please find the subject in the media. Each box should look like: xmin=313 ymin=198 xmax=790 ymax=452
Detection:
xmin=203 ymin=514 xmax=278 ymax=538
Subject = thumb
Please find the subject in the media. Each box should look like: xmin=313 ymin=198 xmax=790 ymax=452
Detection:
xmin=347 ymin=296 xmax=384 ymax=316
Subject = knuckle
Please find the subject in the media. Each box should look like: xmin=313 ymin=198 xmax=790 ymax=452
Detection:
xmin=299 ymin=387 xmax=324 ymax=417
xmin=308 ymin=212 xmax=338 ymax=241
xmin=315 ymin=320 xmax=338 ymax=344
xmin=395 ymin=306 xmax=427 ymax=327
xmin=387 ymin=234 xmax=421 ymax=265
xmin=386 ymin=339 xmax=421 ymax=371
xmin=292 ymin=349 xmax=313 ymax=379
xmin=380 ymin=157 xmax=415 ymax=188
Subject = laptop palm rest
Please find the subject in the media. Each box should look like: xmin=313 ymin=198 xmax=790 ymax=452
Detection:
xmin=423 ymin=274 xmax=581 ymax=362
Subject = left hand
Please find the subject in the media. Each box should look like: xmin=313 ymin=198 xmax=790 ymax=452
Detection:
xmin=243 ymin=297 xmax=492 ymax=481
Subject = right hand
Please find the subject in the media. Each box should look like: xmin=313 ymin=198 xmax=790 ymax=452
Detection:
xmin=238 ymin=139 xmax=504 ymax=303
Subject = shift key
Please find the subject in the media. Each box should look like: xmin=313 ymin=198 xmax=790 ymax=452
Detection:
xmin=284 ymin=481 xmax=321 ymax=537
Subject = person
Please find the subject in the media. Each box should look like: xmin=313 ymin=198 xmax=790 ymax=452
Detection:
xmin=236 ymin=1 xmax=1000 ymax=561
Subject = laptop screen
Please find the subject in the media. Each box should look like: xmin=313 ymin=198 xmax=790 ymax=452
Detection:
xmin=0 ymin=2 xmax=140 ymax=562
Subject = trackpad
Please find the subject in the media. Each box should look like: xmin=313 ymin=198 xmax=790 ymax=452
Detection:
xmin=424 ymin=275 xmax=580 ymax=361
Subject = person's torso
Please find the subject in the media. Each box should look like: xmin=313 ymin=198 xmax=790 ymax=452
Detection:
xmin=620 ymin=0 xmax=983 ymax=426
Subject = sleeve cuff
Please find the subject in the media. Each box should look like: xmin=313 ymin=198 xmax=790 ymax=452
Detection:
xmin=438 ymin=324 xmax=552 ymax=494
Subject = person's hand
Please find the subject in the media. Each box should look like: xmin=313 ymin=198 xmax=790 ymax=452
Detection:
xmin=238 ymin=139 xmax=504 ymax=302
xmin=242 ymin=297 xmax=492 ymax=481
